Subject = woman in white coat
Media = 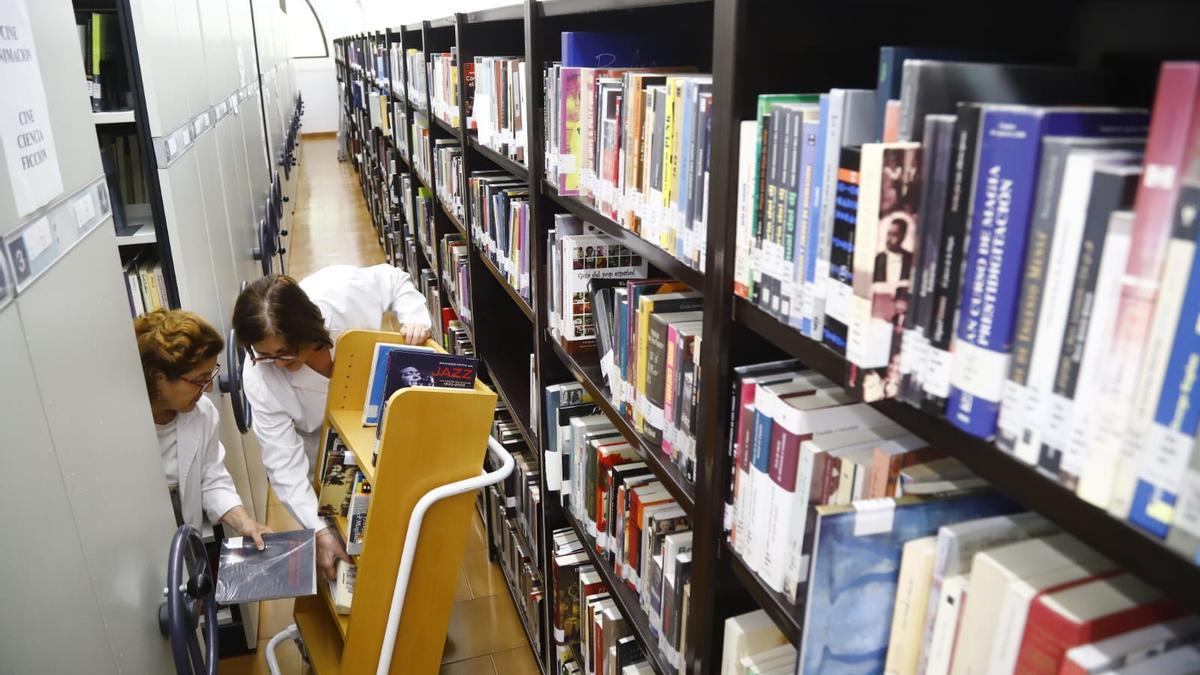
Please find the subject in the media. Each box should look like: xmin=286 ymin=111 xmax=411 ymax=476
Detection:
xmin=135 ymin=310 xmax=271 ymax=548
xmin=233 ymin=264 xmax=431 ymax=578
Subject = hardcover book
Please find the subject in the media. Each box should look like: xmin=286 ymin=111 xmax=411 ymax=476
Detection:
xmin=798 ymin=490 xmax=1019 ymax=674
xmin=214 ymin=530 xmax=317 ymax=604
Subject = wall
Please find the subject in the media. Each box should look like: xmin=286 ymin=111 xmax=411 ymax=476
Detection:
xmin=290 ymin=0 xmax=517 ymax=134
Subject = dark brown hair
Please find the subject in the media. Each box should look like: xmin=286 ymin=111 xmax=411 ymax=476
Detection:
xmin=134 ymin=309 xmax=225 ymax=398
xmin=232 ymin=275 xmax=332 ymax=352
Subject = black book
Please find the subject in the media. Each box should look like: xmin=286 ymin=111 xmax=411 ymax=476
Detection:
xmin=823 ymin=146 xmax=862 ymax=355
xmin=615 ymin=635 xmax=647 ymax=672
xmin=214 ymin=530 xmax=318 ymax=604
xmin=920 ymin=103 xmax=985 ymax=415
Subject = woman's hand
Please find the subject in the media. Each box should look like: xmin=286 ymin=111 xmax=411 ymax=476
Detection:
xmin=221 ymin=506 xmax=273 ymax=550
xmin=399 ymin=323 xmax=431 ymax=345
xmin=316 ymin=528 xmax=352 ymax=580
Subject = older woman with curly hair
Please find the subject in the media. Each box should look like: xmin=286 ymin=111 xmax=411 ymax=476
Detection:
xmin=135 ymin=309 xmax=271 ymax=548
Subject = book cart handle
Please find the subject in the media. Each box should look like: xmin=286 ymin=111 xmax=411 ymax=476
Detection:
xmin=374 ymin=435 xmax=514 ymax=675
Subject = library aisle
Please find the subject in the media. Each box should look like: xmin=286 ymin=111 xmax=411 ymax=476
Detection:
xmin=222 ymin=136 xmax=538 ymax=675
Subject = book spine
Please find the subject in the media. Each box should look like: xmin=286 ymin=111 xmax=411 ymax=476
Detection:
xmin=1129 ymin=183 xmax=1200 ymax=537
xmin=921 ymin=105 xmax=984 ymax=414
xmin=734 ymin=121 xmax=758 ymax=299
xmin=761 ymin=410 xmax=802 ymax=591
xmin=901 ymin=115 xmax=950 ymax=404
xmin=662 ymin=323 xmax=681 ymax=456
xmin=947 ymin=108 xmax=1047 ymax=439
xmin=995 ymin=139 xmax=1075 ymax=455
xmin=1033 ymin=164 xmax=1134 ymax=483
xmin=811 ymin=89 xmax=847 ymax=339
xmin=1077 ymin=63 xmax=1200 ymax=510
xmin=759 ymin=107 xmax=785 ymax=314
xmin=800 ymin=94 xmax=830 ymax=335
xmin=741 ymin=388 xmax=778 ymax=568
xmin=751 ymin=102 xmax=773 ymax=304
xmin=823 ymin=146 xmax=862 ymax=355
xmin=778 ymin=106 xmax=803 ymax=322
xmin=846 ymin=143 xmax=886 ymax=372
xmin=791 ymin=110 xmax=821 ymax=330
xmin=783 ymin=445 xmax=824 ymax=602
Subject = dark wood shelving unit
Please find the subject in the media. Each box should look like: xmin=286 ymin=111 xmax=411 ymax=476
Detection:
xmin=438 ymin=196 xmax=467 ymax=239
xmin=541 ymin=181 xmax=704 ymax=292
xmin=546 ymin=338 xmax=696 ymax=514
xmin=335 ymin=1 xmax=1200 ymax=671
xmin=498 ymin=560 xmax=548 ymax=675
xmin=476 ymin=252 xmax=536 ymax=322
xmin=433 ymin=114 xmax=463 ymax=140
xmin=725 ymin=542 xmax=802 ymax=646
xmin=563 ymin=512 xmax=674 ymax=675
xmin=487 ymin=362 xmax=538 ymax=454
xmin=469 ymin=134 xmax=530 ymax=181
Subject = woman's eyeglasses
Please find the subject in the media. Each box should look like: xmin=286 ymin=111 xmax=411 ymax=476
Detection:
xmin=181 ymin=364 xmax=221 ymax=389
xmin=248 ymin=348 xmax=299 ymax=365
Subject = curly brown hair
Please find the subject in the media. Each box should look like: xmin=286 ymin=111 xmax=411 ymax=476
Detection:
xmin=232 ymin=275 xmax=332 ymax=352
xmin=134 ymin=309 xmax=225 ymax=399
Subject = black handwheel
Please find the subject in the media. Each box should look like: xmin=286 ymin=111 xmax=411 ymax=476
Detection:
xmin=158 ymin=525 xmax=218 ymax=675
xmin=219 ymin=327 xmax=252 ymax=433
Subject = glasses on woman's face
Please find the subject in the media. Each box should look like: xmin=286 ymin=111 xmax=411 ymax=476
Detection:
xmin=248 ymin=347 xmax=299 ymax=365
xmin=181 ymin=364 xmax=221 ymax=389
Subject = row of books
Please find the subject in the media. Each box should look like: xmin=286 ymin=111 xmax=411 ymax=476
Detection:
xmin=410 ymin=112 xmax=432 ymax=185
xmin=402 ymin=172 xmax=436 ymax=267
xmin=486 ymin=400 xmax=546 ymax=653
xmin=543 ymin=32 xmax=711 ymax=273
xmin=428 ymin=48 xmax=468 ymax=128
xmin=552 ymin=526 xmax=664 ymax=675
xmin=546 ymin=217 xmax=703 ymax=481
xmin=98 ymin=132 xmax=151 ymax=206
xmin=121 ymin=253 xmax=169 ymax=316
xmin=405 ymin=49 xmax=427 ymax=106
xmin=721 ymin=360 xmax=1200 ymax=675
xmin=316 ymin=429 xmax=371 ymax=555
xmin=486 ymin=479 xmax=545 ymax=655
xmin=387 ymin=41 xmax=404 ymax=98
xmin=730 ymin=55 xmax=1200 ymax=548
xmin=437 ymin=232 xmax=471 ymax=328
xmin=468 ymin=172 xmax=532 ymax=305
xmin=433 ymin=139 xmax=465 ymax=222
xmin=544 ymin=380 xmax=693 ymax=673
xmin=472 ymin=56 xmax=528 ymax=164
xmin=75 ymin=11 xmax=131 ymax=113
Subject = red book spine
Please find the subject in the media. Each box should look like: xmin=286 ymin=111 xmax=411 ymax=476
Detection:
xmin=1099 ymin=63 xmax=1200 ymax=464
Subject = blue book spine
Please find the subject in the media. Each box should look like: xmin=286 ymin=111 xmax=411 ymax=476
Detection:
xmin=802 ymin=94 xmax=830 ymax=337
xmin=947 ymin=109 xmax=1049 ymax=438
xmin=791 ymin=110 xmax=823 ymax=330
xmin=561 ymin=32 xmax=677 ymax=68
xmin=948 ymin=108 xmax=1149 ymax=438
xmin=1131 ymin=185 xmax=1200 ymax=537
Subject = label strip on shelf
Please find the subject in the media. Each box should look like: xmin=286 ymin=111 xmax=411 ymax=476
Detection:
xmin=2 ymin=175 xmax=112 ymax=295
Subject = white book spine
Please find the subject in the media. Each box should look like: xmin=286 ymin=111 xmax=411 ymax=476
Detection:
xmin=925 ymin=575 xmax=967 ymax=675
xmin=742 ymin=387 xmax=780 ymax=573
xmin=783 ymin=440 xmax=822 ymax=602
xmin=986 ymin=579 xmax=1041 ymax=675
xmin=1068 ymin=213 xmax=1134 ymax=491
xmin=1013 ymin=153 xmax=1131 ymax=465
xmin=846 ymin=143 xmax=887 ymax=370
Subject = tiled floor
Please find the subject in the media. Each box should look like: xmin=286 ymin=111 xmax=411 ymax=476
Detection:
xmin=220 ymin=135 xmax=539 ymax=675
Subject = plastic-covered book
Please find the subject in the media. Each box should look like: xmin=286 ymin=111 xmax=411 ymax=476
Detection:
xmin=214 ymin=529 xmax=317 ymax=604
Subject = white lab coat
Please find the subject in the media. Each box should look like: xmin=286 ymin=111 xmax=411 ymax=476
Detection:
xmin=243 ymin=264 xmax=430 ymax=531
xmin=162 ymin=396 xmax=244 ymax=530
